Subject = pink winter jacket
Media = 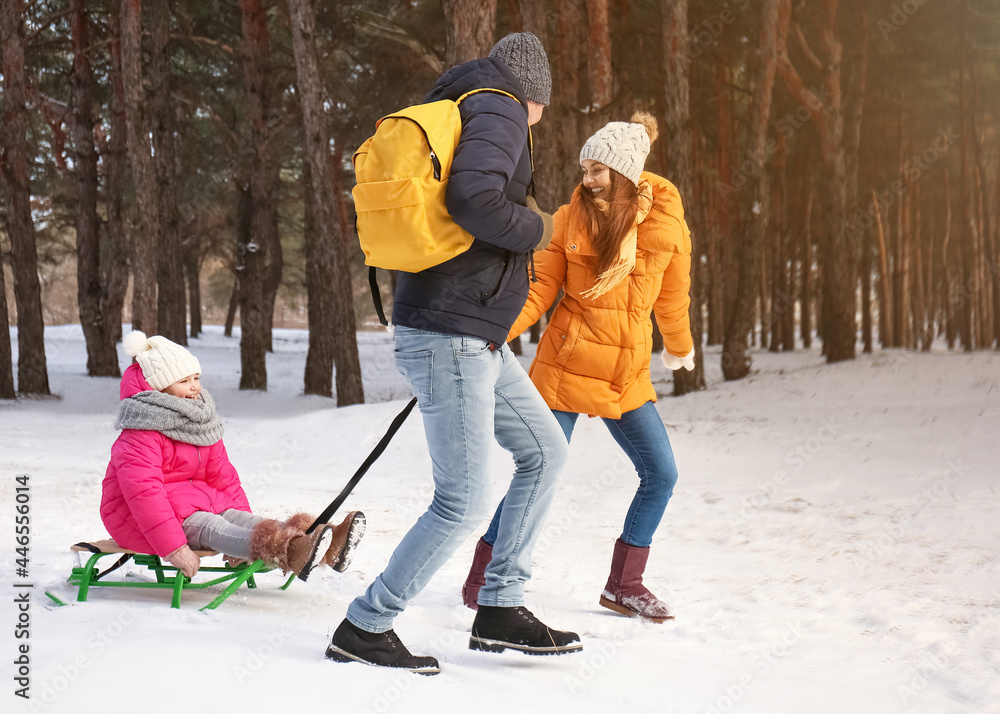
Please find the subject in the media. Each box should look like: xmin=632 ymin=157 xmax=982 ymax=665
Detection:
xmin=100 ymin=363 xmax=252 ymax=556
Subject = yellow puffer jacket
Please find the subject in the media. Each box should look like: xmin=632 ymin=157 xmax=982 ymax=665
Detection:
xmin=508 ymin=172 xmax=693 ymax=419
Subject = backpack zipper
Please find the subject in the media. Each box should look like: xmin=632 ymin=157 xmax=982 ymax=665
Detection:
xmin=430 ymin=150 xmax=441 ymax=181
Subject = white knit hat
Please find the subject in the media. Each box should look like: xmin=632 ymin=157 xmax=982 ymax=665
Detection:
xmin=122 ymin=330 xmax=201 ymax=391
xmin=579 ymin=112 xmax=659 ymax=186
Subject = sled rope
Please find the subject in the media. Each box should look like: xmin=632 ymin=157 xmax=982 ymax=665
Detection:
xmin=306 ymin=398 xmax=417 ymax=534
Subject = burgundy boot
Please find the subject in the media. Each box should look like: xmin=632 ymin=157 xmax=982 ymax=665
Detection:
xmin=461 ymin=537 xmax=493 ymax=610
xmin=599 ymin=538 xmax=673 ymax=623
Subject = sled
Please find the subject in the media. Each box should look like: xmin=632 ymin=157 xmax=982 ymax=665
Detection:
xmin=63 ymin=539 xmax=295 ymax=611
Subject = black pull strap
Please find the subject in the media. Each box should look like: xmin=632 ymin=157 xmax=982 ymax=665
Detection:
xmin=74 ymin=541 xmax=103 ymax=554
xmin=306 ymin=397 xmax=418 ymax=534
xmin=95 ymin=554 xmax=133 ymax=581
xmin=369 ymin=266 xmax=388 ymax=327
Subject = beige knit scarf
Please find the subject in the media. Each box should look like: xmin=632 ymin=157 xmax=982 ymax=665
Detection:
xmin=581 ymin=180 xmax=654 ymax=300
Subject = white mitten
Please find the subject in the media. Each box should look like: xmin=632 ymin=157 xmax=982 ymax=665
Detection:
xmin=661 ymin=348 xmax=695 ymax=371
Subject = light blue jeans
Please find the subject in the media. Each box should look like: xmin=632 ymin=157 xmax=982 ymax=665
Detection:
xmin=346 ymin=326 xmax=569 ymax=632
xmin=182 ymin=509 xmax=268 ymax=559
xmin=484 ymin=401 xmax=679 ymax=548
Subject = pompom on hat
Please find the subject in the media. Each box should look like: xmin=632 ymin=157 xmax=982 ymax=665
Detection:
xmin=580 ymin=111 xmax=660 ymax=186
xmin=122 ymin=330 xmax=201 ymax=392
xmin=489 ymin=32 xmax=552 ymax=106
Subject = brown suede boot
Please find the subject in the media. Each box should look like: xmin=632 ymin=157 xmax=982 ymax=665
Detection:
xmin=599 ymin=538 xmax=673 ymax=623
xmin=461 ymin=537 xmax=493 ymax=611
xmin=249 ymin=516 xmax=333 ymax=583
xmin=285 ymin=512 xmax=366 ymax=573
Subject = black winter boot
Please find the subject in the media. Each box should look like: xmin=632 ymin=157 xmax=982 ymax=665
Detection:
xmin=325 ymin=619 xmax=440 ymax=675
xmin=469 ymin=605 xmax=582 ymax=656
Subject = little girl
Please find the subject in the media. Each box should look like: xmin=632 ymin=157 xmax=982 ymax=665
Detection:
xmin=101 ymin=331 xmax=365 ymax=581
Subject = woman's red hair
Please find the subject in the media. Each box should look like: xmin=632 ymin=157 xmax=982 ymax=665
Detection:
xmin=578 ymin=168 xmax=638 ymax=275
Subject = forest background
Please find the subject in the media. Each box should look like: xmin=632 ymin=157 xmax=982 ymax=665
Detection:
xmin=1 ymin=0 xmax=998 ymax=405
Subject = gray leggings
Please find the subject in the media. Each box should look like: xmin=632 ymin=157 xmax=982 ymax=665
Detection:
xmin=181 ymin=509 xmax=275 ymax=560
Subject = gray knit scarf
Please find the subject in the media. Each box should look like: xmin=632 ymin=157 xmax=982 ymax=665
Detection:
xmin=115 ymin=388 xmax=224 ymax=446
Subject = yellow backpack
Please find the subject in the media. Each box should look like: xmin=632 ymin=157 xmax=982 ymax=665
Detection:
xmin=352 ymin=88 xmax=522 ymax=273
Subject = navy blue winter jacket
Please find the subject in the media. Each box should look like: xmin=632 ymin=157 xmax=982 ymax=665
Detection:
xmin=390 ymin=58 xmax=542 ymax=346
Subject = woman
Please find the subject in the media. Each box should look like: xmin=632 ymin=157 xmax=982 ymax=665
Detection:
xmin=461 ymin=112 xmax=694 ymax=622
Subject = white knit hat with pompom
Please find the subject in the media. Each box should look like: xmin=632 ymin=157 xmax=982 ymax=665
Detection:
xmin=580 ymin=111 xmax=660 ymax=186
xmin=122 ymin=330 xmax=202 ymax=391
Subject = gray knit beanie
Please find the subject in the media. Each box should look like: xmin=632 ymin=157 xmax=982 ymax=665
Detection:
xmin=489 ymin=32 xmax=551 ymax=106
xmin=122 ymin=330 xmax=202 ymax=391
xmin=579 ymin=112 xmax=659 ymax=186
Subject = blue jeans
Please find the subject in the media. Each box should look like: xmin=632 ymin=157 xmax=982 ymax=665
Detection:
xmin=484 ymin=401 xmax=678 ymax=549
xmin=346 ymin=327 xmax=569 ymax=632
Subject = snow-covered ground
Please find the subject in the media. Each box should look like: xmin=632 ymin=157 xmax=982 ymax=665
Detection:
xmin=2 ymin=324 xmax=998 ymax=714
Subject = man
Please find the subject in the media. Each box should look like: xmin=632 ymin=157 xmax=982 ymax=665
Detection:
xmin=326 ymin=33 xmax=579 ymax=675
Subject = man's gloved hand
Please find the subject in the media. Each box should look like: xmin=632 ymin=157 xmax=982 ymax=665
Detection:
xmin=525 ymin=195 xmax=554 ymax=251
xmin=166 ymin=544 xmax=201 ymax=578
xmin=661 ymin=348 xmax=696 ymax=371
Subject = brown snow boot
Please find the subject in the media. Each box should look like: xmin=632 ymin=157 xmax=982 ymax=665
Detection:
xmin=323 ymin=511 xmax=366 ymax=572
xmin=599 ymin=538 xmax=673 ymax=623
xmin=249 ymin=515 xmax=333 ymax=583
xmin=461 ymin=537 xmax=493 ymax=610
xmin=286 ymin=511 xmax=367 ymax=573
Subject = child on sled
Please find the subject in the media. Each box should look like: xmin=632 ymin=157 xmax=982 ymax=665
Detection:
xmin=101 ymin=330 xmax=365 ymax=581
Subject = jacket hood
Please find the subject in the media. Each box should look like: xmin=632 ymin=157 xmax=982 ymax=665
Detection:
xmin=425 ymin=57 xmax=528 ymax=111
xmin=120 ymin=362 xmax=154 ymax=400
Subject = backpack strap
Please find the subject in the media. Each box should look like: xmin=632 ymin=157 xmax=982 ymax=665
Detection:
xmin=455 ymin=88 xmax=520 ymax=106
xmin=456 ymin=89 xmax=535 ymax=175
xmin=369 ymin=266 xmax=388 ymax=327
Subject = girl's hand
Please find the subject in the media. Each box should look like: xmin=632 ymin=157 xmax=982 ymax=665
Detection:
xmin=166 ymin=544 xmax=201 ymax=578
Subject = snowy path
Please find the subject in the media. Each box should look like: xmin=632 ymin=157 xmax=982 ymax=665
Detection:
xmin=2 ymin=326 xmax=998 ymax=713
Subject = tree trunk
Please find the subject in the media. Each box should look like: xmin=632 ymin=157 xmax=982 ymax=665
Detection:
xmin=713 ymin=59 xmax=738 ymax=346
xmin=183 ymin=224 xmax=202 ymax=338
xmin=0 ymin=258 xmax=13 ymax=398
xmin=895 ymin=108 xmax=910 ymax=348
xmin=776 ymin=0 xmax=855 ymax=363
xmin=0 ymin=0 xmax=50 ymax=395
xmin=801 ymin=179 xmax=814 ymax=348
xmin=584 ymin=0 xmax=613 ymax=111
xmin=121 ymin=0 xmax=159 ymax=335
xmin=287 ymin=0 xmax=364 ymax=404
xmin=971 ymin=65 xmax=993 ymax=349
xmin=912 ymin=185 xmax=928 ymax=351
xmin=442 ymin=0 xmax=498 ymax=68
xmin=237 ymin=0 xmax=275 ymax=390
xmin=261 ymin=156 xmax=283 ymax=352
xmin=844 ymin=1 xmax=869 ymax=258
xmin=104 ymin=0 xmax=131 ymax=347
xmin=235 ymin=181 xmax=266 ymax=388
xmin=770 ymin=134 xmax=790 ymax=352
xmin=224 ymin=277 xmax=239 ymax=338
xmin=861 ymin=215 xmax=873 ymax=353
xmin=71 ymin=0 xmax=120 ymax=377
xmin=722 ymin=0 xmax=783 ymax=381
xmin=958 ymin=44 xmax=973 ymax=351
xmin=873 ymin=190 xmax=892 ymax=347
xmin=994 ymin=163 xmax=1000 ymax=350
xmin=151 ymin=0 xmax=186 ymax=344
xmin=943 ymin=169 xmax=956 ymax=349
xmin=663 ymin=0 xmax=702 ymax=394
